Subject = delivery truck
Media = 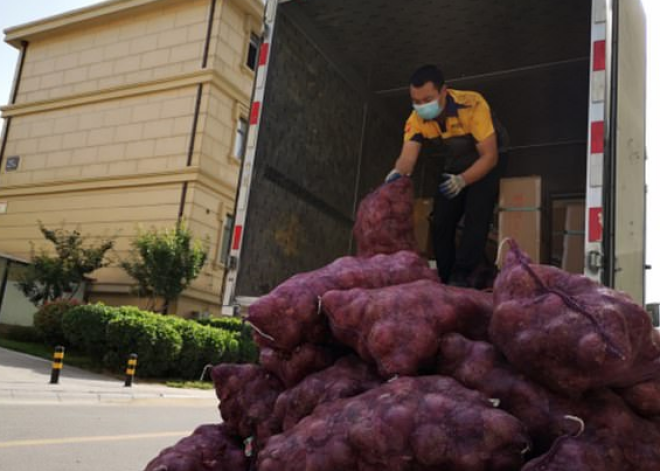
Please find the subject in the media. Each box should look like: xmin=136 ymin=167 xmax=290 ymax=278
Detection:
xmin=221 ymin=0 xmax=647 ymax=314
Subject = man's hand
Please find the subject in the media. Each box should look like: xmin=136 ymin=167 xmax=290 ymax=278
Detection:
xmin=389 ymin=141 xmax=422 ymax=183
xmin=439 ymin=173 xmax=466 ymax=199
xmin=385 ymin=169 xmax=403 ymax=183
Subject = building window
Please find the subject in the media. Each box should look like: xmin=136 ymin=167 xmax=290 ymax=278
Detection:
xmin=233 ymin=117 xmax=249 ymax=161
xmin=246 ymin=34 xmax=260 ymax=71
xmin=218 ymin=214 xmax=235 ymax=266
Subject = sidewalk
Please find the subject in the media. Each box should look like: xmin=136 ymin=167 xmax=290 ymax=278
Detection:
xmin=0 ymin=347 xmax=216 ymax=404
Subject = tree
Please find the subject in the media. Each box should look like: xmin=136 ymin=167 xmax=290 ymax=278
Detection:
xmin=121 ymin=224 xmax=208 ymax=314
xmin=18 ymin=222 xmax=114 ymax=305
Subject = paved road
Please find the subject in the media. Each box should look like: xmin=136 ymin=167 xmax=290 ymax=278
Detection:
xmin=0 ymin=400 xmax=219 ymax=471
xmin=0 ymin=347 xmax=221 ymax=470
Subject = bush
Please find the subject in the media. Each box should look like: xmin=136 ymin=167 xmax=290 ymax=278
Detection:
xmin=237 ymin=331 xmax=259 ymax=364
xmin=62 ymin=304 xmax=255 ymax=378
xmin=198 ymin=316 xmax=245 ymax=333
xmin=168 ymin=319 xmax=240 ymax=379
xmin=62 ymin=303 xmax=119 ymax=361
xmin=198 ymin=317 xmax=258 ymax=364
xmin=33 ymin=299 xmax=80 ymax=346
xmin=104 ymin=311 xmax=182 ymax=377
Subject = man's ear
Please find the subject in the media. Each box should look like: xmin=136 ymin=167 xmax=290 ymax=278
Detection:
xmin=439 ymin=85 xmax=448 ymax=104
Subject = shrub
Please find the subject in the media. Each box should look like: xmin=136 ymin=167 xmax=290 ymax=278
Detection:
xmin=237 ymin=330 xmax=258 ymax=364
xmin=62 ymin=303 xmax=118 ymax=361
xmin=104 ymin=312 xmax=182 ymax=377
xmin=198 ymin=317 xmax=258 ymax=364
xmin=63 ymin=304 xmax=256 ymax=378
xmin=33 ymin=299 xmax=80 ymax=346
xmin=168 ymin=320 xmax=238 ymax=379
xmin=198 ymin=316 xmax=245 ymax=333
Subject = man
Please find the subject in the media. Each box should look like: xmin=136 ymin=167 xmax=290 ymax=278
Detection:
xmin=386 ymin=65 xmax=507 ymax=287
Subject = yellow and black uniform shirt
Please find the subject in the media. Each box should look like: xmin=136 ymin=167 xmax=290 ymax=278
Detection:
xmin=404 ymin=89 xmax=496 ymax=174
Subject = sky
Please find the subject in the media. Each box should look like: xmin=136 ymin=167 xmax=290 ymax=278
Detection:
xmin=0 ymin=0 xmax=659 ymax=300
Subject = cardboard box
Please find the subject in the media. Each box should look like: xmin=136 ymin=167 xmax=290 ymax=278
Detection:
xmin=499 ymin=176 xmax=542 ymax=209
xmin=562 ymin=233 xmax=585 ymax=273
xmin=564 ymin=202 xmax=586 ymax=232
xmin=498 ymin=211 xmax=542 ymax=263
xmin=562 ymin=202 xmax=586 ymax=273
xmin=413 ymin=198 xmax=434 ymax=258
xmin=498 ymin=177 xmax=542 ymax=263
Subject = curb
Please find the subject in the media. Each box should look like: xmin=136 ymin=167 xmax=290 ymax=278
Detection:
xmin=0 ymin=388 xmax=216 ymax=404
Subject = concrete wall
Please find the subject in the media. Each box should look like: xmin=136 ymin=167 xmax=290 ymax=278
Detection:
xmin=14 ymin=0 xmax=210 ymax=104
xmin=2 ymin=87 xmax=197 ymax=187
xmin=211 ymin=0 xmax=260 ymax=99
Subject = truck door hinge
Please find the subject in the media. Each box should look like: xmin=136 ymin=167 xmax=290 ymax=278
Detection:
xmin=586 ymin=251 xmax=604 ymax=271
xmin=228 ymin=255 xmax=238 ymax=270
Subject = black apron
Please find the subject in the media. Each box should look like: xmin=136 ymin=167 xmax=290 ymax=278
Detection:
xmin=433 ymin=112 xmax=509 ymax=176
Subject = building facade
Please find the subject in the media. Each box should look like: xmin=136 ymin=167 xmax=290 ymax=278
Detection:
xmin=0 ymin=0 xmax=263 ymax=318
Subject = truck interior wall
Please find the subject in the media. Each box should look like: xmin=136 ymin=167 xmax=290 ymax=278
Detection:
xmin=236 ymin=13 xmax=365 ymax=295
xmin=355 ymin=105 xmax=404 ymax=204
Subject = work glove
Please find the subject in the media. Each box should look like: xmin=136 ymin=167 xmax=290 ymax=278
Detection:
xmin=385 ymin=169 xmax=403 ymax=183
xmin=439 ymin=173 xmax=466 ymax=199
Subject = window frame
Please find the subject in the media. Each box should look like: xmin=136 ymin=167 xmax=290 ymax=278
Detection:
xmin=215 ymin=209 xmax=235 ymax=269
xmin=228 ymin=102 xmax=250 ymax=165
xmin=241 ymin=15 xmax=262 ymax=76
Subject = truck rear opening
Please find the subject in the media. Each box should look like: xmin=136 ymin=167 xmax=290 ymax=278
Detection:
xmin=224 ymin=0 xmax=646 ymax=309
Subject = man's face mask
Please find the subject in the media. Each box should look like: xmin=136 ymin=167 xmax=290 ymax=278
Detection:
xmin=411 ymin=82 xmax=445 ymax=120
xmin=413 ymin=99 xmax=443 ymax=120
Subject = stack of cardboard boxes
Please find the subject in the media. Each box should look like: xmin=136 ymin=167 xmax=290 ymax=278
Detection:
xmin=412 ymin=176 xmax=585 ymax=274
xmin=498 ymin=177 xmax=542 ymax=263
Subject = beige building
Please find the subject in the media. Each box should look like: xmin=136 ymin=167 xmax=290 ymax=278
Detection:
xmin=0 ymin=0 xmax=264 ymax=318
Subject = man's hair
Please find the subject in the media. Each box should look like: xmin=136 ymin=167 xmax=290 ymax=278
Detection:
xmin=410 ymin=65 xmax=445 ymax=90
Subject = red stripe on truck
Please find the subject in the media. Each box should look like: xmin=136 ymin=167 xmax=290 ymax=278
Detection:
xmin=258 ymin=43 xmax=270 ymax=66
xmin=591 ymin=121 xmax=604 ymax=154
xmin=232 ymin=225 xmax=243 ymax=251
xmin=250 ymin=102 xmax=261 ymax=125
xmin=593 ymin=41 xmax=606 ymax=71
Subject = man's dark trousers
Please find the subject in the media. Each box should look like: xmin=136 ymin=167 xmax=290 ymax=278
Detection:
xmin=431 ymin=168 xmax=499 ymax=283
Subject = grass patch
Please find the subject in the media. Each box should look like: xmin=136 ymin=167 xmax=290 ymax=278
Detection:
xmin=165 ymin=380 xmax=214 ymax=390
xmin=0 ymin=337 xmax=104 ymax=373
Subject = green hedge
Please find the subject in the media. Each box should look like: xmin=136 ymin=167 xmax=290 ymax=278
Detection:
xmin=104 ymin=312 xmax=182 ymax=377
xmin=197 ymin=316 xmax=245 ymax=333
xmin=197 ymin=316 xmax=258 ymax=364
xmin=167 ymin=318 xmax=240 ymax=379
xmin=63 ymin=304 xmax=122 ymax=361
xmin=61 ymin=304 xmax=256 ymax=378
xmin=33 ymin=299 xmax=80 ymax=346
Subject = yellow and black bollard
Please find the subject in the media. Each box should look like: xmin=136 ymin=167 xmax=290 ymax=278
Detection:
xmin=49 ymin=346 xmax=65 ymax=384
xmin=124 ymin=353 xmax=138 ymax=387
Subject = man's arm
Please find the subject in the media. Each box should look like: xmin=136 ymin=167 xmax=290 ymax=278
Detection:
xmin=386 ymin=114 xmax=424 ymax=182
xmin=389 ymin=140 xmax=422 ymax=179
xmin=461 ymin=133 xmax=498 ymax=185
